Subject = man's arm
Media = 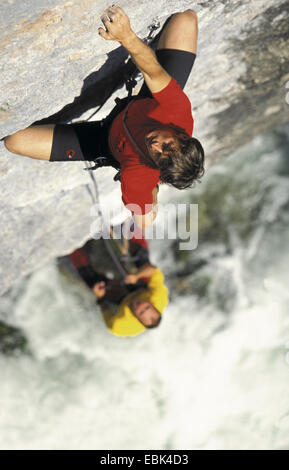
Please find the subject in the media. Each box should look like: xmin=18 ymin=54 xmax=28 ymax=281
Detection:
xmin=133 ymin=185 xmax=158 ymax=230
xmin=121 ymin=34 xmax=171 ymax=94
xmin=98 ymin=5 xmax=172 ymax=94
xmin=100 ymin=304 xmax=115 ymax=330
xmin=125 ymin=263 xmax=157 ymax=284
xmin=94 ymin=288 xmax=118 ymax=332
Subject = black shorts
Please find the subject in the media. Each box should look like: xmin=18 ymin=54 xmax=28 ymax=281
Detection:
xmin=49 ymin=48 xmax=196 ymax=162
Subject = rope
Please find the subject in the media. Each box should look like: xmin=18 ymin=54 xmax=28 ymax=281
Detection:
xmin=83 ymin=160 xmax=128 ymax=278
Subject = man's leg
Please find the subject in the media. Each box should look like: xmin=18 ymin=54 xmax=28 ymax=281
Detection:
xmin=4 ymin=125 xmax=55 ymax=161
xmin=137 ymin=10 xmax=198 ymax=98
xmin=156 ymin=10 xmax=198 ymax=54
xmin=3 ymin=120 xmax=116 ymax=164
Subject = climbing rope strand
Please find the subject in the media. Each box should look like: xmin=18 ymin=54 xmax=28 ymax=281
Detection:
xmin=103 ymin=237 xmax=128 ymax=278
xmin=83 ymin=162 xmax=128 ymax=278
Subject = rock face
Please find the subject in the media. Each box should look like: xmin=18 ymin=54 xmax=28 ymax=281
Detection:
xmin=0 ymin=0 xmax=289 ymax=294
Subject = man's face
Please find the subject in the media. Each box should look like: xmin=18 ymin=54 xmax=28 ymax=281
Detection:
xmin=145 ymin=127 xmax=190 ymax=163
xmin=130 ymin=298 xmax=160 ymax=327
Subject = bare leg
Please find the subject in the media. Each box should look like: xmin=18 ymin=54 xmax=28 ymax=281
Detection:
xmin=4 ymin=124 xmax=55 ymax=161
xmin=156 ymin=10 xmax=198 ymax=54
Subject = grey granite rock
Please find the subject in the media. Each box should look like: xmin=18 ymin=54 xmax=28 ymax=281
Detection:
xmin=0 ymin=0 xmax=289 ymax=294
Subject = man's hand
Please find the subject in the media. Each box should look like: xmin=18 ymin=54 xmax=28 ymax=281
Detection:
xmin=92 ymin=281 xmax=106 ymax=298
xmin=125 ymin=264 xmax=157 ymax=284
xmin=99 ymin=6 xmax=171 ymax=96
xmin=124 ymin=274 xmax=138 ymax=284
xmin=98 ymin=5 xmax=134 ymax=43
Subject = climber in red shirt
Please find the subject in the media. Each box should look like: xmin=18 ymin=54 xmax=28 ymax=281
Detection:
xmin=4 ymin=5 xmax=204 ymax=230
xmin=100 ymin=6 xmax=204 ymax=229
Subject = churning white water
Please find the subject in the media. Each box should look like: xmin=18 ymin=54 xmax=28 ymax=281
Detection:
xmin=0 ymin=123 xmax=289 ymax=450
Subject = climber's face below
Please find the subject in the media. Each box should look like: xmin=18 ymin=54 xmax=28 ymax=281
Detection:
xmin=130 ymin=298 xmax=160 ymax=327
xmin=145 ymin=126 xmax=190 ymax=163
